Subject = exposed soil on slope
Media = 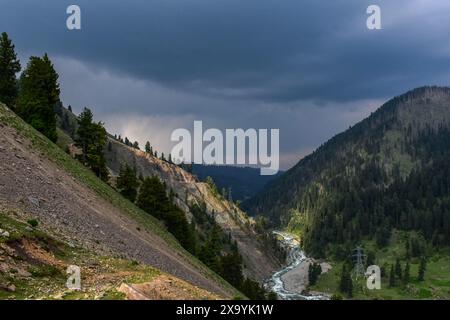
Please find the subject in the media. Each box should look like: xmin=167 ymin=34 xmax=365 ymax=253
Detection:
xmin=0 ymin=224 xmax=221 ymax=299
xmin=118 ymin=275 xmax=219 ymax=300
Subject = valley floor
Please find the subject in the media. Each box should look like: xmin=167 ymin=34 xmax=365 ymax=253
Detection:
xmin=309 ymin=234 xmax=450 ymax=300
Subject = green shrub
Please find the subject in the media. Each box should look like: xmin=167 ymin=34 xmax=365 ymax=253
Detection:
xmin=27 ymin=219 xmax=39 ymax=227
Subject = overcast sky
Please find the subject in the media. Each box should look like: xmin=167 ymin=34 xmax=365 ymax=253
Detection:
xmin=2 ymin=0 xmax=450 ymax=169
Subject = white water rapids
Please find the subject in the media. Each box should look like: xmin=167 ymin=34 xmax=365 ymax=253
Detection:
xmin=265 ymin=231 xmax=329 ymax=300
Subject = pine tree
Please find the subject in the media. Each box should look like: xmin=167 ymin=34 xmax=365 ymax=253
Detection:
xmin=76 ymin=107 xmax=93 ymax=163
xmin=389 ymin=264 xmax=396 ymax=287
xmin=136 ymin=176 xmax=196 ymax=253
xmin=205 ymin=176 xmax=218 ymax=195
xmin=308 ymin=262 xmax=322 ymax=286
xmin=219 ymin=245 xmax=243 ymax=289
xmin=366 ymin=251 xmax=375 ymax=267
xmin=418 ymin=257 xmax=426 ymax=281
xmin=116 ymin=163 xmax=139 ymax=202
xmin=405 ymin=238 xmax=411 ymax=260
xmin=403 ymin=261 xmax=410 ymax=285
xmin=221 ymin=187 xmax=227 ymax=199
xmin=339 ymin=265 xmax=353 ymax=298
xmin=136 ymin=176 xmax=168 ymax=220
xmin=395 ymin=258 xmax=402 ymax=280
xmin=132 ymin=141 xmax=139 ymax=149
xmin=0 ymin=32 xmax=21 ymax=108
xmin=347 ymin=271 xmax=353 ymax=298
xmin=75 ymin=108 xmax=108 ymax=180
xmin=18 ymin=54 xmax=60 ymax=142
xmin=199 ymin=224 xmax=223 ymax=272
xmin=145 ymin=141 xmax=151 ymax=153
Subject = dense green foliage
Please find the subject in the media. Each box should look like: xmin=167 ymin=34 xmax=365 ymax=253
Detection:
xmin=75 ymin=108 xmax=109 ymax=180
xmin=339 ymin=265 xmax=353 ymax=297
xmin=205 ymin=176 xmax=218 ymax=196
xmin=116 ymin=163 xmax=139 ymax=202
xmin=190 ymin=203 xmax=274 ymax=299
xmin=386 ymin=255 xmax=426 ymax=289
xmin=0 ymin=32 xmax=21 ymax=108
xmin=247 ymin=87 xmax=450 ymax=258
xmin=418 ymin=257 xmax=427 ymax=281
xmin=17 ymin=54 xmax=60 ymax=142
xmin=136 ymin=176 xmax=197 ymax=253
xmin=308 ymin=230 xmax=450 ymax=299
xmin=133 ymin=176 xmax=273 ymax=298
xmin=308 ymin=262 xmax=322 ymax=286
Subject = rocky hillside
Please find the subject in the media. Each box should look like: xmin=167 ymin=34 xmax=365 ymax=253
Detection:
xmin=246 ymin=86 xmax=450 ymax=256
xmin=104 ymin=137 xmax=281 ymax=281
xmin=0 ymin=103 xmax=237 ymax=298
xmin=0 ymin=212 xmax=220 ymax=300
xmin=55 ymin=103 xmax=280 ymax=282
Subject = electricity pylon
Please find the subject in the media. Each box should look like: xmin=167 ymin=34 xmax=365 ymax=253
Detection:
xmin=352 ymin=245 xmax=366 ymax=280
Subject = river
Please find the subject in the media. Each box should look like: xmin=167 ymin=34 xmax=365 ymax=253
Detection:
xmin=265 ymin=231 xmax=329 ymax=300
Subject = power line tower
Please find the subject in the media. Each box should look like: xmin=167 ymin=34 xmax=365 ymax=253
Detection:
xmin=352 ymin=245 xmax=366 ymax=280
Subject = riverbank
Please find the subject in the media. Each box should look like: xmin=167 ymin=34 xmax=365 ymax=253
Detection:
xmin=281 ymin=259 xmax=332 ymax=294
xmin=265 ymin=231 xmax=331 ymax=300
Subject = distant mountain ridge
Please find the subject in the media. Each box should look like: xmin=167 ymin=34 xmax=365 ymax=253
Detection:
xmin=192 ymin=164 xmax=282 ymax=202
xmin=246 ymin=86 xmax=450 ymax=256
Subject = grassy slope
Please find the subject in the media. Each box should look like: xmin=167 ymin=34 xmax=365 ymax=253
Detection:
xmin=0 ymin=103 xmax=238 ymax=297
xmin=309 ymin=231 xmax=450 ymax=300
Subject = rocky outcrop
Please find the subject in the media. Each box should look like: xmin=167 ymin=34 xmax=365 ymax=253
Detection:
xmin=105 ymin=139 xmax=281 ymax=281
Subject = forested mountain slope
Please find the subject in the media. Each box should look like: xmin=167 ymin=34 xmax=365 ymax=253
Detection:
xmin=246 ymin=86 xmax=450 ymax=257
xmin=191 ymin=164 xmax=282 ymax=202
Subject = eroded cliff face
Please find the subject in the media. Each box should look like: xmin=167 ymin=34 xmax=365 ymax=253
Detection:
xmin=105 ymin=138 xmax=281 ymax=281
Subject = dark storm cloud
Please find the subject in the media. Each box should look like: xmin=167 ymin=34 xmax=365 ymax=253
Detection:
xmin=2 ymin=0 xmax=450 ymax=168
xmin=3 ymin=0 xmax=450 ymax=103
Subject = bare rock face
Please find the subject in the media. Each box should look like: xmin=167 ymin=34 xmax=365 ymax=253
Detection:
xmin=0 ymin=229 xmax=10 ymax=238
xmin=105 ymin=138 xmax=281 ymax=281
xmin=27 ymin=196 xmax=40 ymax=207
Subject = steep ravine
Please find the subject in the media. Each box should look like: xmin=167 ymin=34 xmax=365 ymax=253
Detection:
xmin=104 ymin=138 xmax=282 ymax=281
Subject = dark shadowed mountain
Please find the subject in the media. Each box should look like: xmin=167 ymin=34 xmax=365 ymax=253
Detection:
xmin=191 ymin=164 xmax=283 ymax=202
xmin=245 ymin=86 xmax=450 ymax=257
